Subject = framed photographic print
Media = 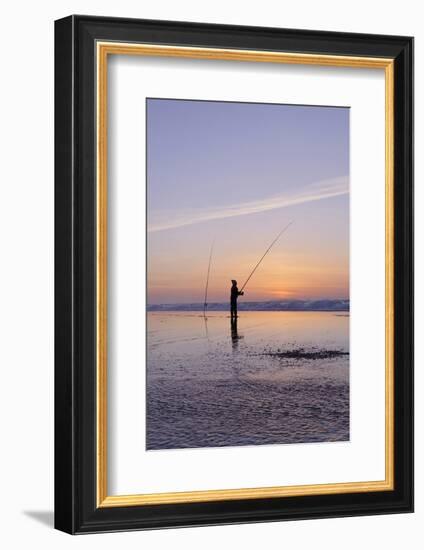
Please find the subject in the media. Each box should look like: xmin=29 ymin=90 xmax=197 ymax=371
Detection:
xmin=54 ymin=15 xmax=413 ymax=534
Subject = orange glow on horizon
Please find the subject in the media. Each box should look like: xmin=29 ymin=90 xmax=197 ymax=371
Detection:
xmin=147 ymin=251 xmax=349 ymax=304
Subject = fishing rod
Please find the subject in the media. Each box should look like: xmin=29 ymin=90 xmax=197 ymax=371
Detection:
xmin=203 ymin=240 xmax=215 ymax=316
xmin=240 ymin=221 xmax=294 ymax=292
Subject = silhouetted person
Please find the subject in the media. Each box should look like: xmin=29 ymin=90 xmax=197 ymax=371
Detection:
xmin=230 ymin=280 xmax=244 ymax=321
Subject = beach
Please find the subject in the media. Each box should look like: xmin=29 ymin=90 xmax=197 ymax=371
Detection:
xmin=146 ymin=311 xmax=349 ymax=450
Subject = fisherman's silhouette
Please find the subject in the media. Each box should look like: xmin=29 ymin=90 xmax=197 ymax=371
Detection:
xmin=230 ymin=280 xmax=244 ymax=321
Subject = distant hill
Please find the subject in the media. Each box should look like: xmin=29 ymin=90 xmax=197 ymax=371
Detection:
xmin=147 ymin=299 xmax=349 ymax=312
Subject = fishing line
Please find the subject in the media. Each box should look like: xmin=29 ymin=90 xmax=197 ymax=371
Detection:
xmin=240 ymin=221 xmax=293 ymax=292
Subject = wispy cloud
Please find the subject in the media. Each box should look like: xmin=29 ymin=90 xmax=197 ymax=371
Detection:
xmin=148 ymin=176 xmax=348 ymax=233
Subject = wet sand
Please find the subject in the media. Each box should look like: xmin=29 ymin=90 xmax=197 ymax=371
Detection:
xmin=146 ymin=311 xmax=349 ymax=450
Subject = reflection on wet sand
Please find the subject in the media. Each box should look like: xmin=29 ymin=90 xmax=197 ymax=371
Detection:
xmin=146 ymin=311 xmax=349 ymax=450
xmin=230 ymin=318 xmax=244 ymax=352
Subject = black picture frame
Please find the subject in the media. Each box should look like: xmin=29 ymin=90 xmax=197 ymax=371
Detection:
xmin=55 ymin=15 xmax=413 ymax=534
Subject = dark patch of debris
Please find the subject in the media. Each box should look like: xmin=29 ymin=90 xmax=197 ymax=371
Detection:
xmin=262 ymin=348 xmax=349 ymax=360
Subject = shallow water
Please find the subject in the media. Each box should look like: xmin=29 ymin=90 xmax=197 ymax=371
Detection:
xmin=146 ymin=311 xmax=349 ymax=450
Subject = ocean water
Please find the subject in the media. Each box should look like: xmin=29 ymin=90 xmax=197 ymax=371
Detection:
xmin=146 ymin=311 xmax=349 ymax=450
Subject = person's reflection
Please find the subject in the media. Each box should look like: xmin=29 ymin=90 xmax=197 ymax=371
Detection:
xmin=230 ymin=318 xmax=243 ymax=352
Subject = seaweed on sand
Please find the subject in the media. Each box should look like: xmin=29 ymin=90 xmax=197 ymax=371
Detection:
xmin=262 ymin=348 xmax=349 ymax=360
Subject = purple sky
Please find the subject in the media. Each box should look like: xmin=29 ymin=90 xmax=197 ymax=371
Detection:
xmin=147 ymin=98 xmax=349 ymax=304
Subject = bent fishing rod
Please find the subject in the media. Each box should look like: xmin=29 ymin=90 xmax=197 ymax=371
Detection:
xmin=240 ymin=221 xmax=294 ymax=292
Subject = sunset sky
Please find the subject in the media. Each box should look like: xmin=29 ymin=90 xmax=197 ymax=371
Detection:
xmin=147 ymin=98 xmax=349 ymax=304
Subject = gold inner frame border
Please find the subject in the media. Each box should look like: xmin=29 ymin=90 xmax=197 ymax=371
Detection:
xmin=96 ymin=41 xmax=394 ymax=508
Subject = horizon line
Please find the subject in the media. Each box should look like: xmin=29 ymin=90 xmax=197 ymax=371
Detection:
xmin=148 ymin=298 xmax=350 ymax=305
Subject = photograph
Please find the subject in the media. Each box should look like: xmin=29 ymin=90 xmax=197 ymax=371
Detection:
xmin=146 ymin=98 xmax=350 ymax=451
xmin=50 ymin=10 xmax=413 ymax=536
